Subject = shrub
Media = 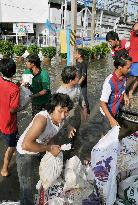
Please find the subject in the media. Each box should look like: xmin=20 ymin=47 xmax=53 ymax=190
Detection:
xmin=0 ymin=40 xmax=14 ymax=58
xmin=41 ymin=47 xmax=56 ymax=59
xmin=13 ymin=44 xmax=27 ymax=56
xmin=100 ymin=42 xmax=110 ymax=57
xmin=77 ymin=47 xmax=91 ymax=60
xmin=27 ymin=44 xmax=40 ymax=55
xmin=59 ymin=53 xmax=67 ymax=59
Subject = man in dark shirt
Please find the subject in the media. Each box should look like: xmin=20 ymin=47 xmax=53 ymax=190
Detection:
xmin=76 ymin=48 xmax=90 ymax=114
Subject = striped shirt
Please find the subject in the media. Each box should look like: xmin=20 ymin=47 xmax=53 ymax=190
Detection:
xmin=100 ymin=72 xmax=126 ymax=116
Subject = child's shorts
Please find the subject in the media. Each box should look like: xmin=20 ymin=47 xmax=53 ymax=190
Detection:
xmin=0 ymin=131 xmax=19 ymax=147
xmin=128 ymin=62 xmax=138 ymax=76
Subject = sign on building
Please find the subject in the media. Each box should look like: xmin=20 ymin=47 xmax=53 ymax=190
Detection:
xmin=13 ymin=23 xmax=34 ymax=35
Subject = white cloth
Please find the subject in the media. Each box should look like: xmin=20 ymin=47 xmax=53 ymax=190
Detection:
xmin=91 ymin=125 xmax=120 ymax=205
xmin=56 ymin=85 xmax=85 ymax=107
xmin=22 ymin=73 xmax=33 ymax=85
xmin=17 ymin=110 xmax=63 ymax=154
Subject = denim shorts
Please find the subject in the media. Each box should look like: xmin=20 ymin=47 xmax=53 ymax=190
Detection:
xmin=128 ymin=62 xmax=138 ymax=77
xmin=0 ymin=130 xmax=18 ymax=147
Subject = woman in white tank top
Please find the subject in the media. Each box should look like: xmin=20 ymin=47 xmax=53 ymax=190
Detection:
xmin=16 ymin=93 xmax=73 ymax=205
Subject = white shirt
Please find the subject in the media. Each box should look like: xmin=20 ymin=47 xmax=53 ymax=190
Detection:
xmin=16 ymin=110 xmax=63 ymax=155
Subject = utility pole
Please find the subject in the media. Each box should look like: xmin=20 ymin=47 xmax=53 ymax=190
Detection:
xmin=124 ymin=0 xmax=128 ymax=23
xmin=91 ymin=0 xmax=96 ymax=46
xmin=70 ymin=0 xmax=77 ymax=65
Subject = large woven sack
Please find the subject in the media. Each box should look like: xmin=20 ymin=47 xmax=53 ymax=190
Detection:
xmin=118 ymin=175 xmax=138 ymax=205
xmin=117 ymin=132 xmax=138 ymax=172
xmin=91 ymin=125 xmax=120 ymax=205
xmin=36 ymin=152 xmax=63 ymax=191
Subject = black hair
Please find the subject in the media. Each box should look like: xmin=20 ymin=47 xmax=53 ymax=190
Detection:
xmin=132 ymin=22 xmax=138 ymax=30
xmin=47 ymin=93 xmax=73 ymax=114
xmin=76 ymin=48 xmax=85 ymax=59
xmin=61 ymin=66 xmax=77 ymax=84
xmin=106 ymin=31 xmax=119 ymax=41
xmin=114 ymin=49 xmax=132 ymax=69
xmin=0 ymin=58 xmax=16 ymax=78
xmin=26 ymin=54 xmax=41 ymax=68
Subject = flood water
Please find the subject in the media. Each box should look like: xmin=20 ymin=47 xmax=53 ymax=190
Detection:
xmin=0 ymin=54 xmax=132 ymax=201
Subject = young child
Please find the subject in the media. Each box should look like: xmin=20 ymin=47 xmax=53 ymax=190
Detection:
xmin=0 ymin=58 xmax=20 ymax=177
xmin=106 ymin=31 xmax=130 ymax=58
xmin=128 ymin=22 xmax=138 ymax=98
xmin=100 ymin=50 xmax=132 ymax=128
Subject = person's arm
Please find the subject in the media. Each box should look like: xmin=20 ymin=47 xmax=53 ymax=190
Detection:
xmin=30 ymin=90 xmax=47 ymax=98
xmin=124 ymin=93 xmax=129 ymax=107
xmin=78 ymin=63 xmax=87 ymax=86
xmin=78 ymin=76 xmax=85 ymax=86
xmin=100 ymin=101 xmax=118 ymax=128
xmin=22 ymin=115 xmax=60 ymax=156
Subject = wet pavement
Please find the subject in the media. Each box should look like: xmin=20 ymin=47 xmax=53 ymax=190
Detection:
xmin=0 ymin=55 xmax=137 ymax=202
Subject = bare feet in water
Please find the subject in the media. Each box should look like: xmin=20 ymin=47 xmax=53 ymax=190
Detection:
xmin=1 ymin=169 xmax=9 ymax=177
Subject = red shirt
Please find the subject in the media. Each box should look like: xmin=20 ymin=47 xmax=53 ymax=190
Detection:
xmin=111 ymin=39 xmax=130 ymax=57
xmin=0 ymin=77 xmax=20 ymax=134
xmin=129 ymin=31 xmax=138 ymax=63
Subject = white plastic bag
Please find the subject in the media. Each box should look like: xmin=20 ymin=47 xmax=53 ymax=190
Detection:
xmin=64 ymin=155 xmax=87 ymax=191
xmin=19 ymin=85 xmax=31 ymax=110
xmin=22 ymin=73 xmax=33 ymax=85
xmin=36 ymin=152 xmax=63 ymax=191
xmin=91 ymin=125 xmax=120 ymax=205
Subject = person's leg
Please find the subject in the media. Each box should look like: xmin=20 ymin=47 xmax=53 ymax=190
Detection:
xmin=1 ymin=147 xmax=15 ymax=176
xmin=81 ymin=87 xmax=90 ymax=114
xmin=1 ymin=131 xmax=18 ymax=177
xmin=16 ymin=152 xmax=40 ymax=205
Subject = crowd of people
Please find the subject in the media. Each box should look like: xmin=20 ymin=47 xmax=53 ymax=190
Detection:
xmin=0 ymin=22 xmax=138 ymax=205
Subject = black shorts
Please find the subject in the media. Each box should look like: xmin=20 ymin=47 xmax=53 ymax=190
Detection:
xmin=0 ymin=131 xmax=19 ymax=147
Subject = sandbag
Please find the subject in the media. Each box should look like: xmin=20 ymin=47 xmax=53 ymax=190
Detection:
xmin=91 ymin=125 xmax=120 ymax=205
xmin=117 ymin=132 xmax=138 ymax=172
xmin=118 ymin=175 xmax=138 ymax=205
xmin=36 ymin=152 xmax=63 ymax=191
